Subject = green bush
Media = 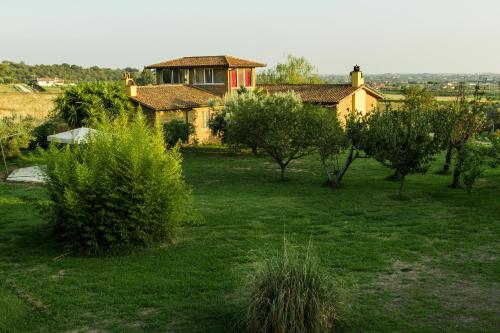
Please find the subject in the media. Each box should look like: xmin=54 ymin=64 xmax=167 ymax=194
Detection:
xmin=42 ymin=112 xmax=192 ymax=255
xmin=30 ymin=117 xmax=69 ymax=149
xmin=53 ymin=81 xmax=132 ymax=128
xmin=241 ymin=242 xmax=339 ymax=333
xmin=0 ymin=115 xmax=34 ymax=158
xmin=163 ymin=119 xmax=194 ymax=147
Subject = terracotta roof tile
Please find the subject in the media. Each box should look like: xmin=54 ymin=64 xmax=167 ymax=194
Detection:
xmin=146 ymin=55 xmax=266 ymax=69
xmin=258 ymin=84 xmax=358 ymax=104
xmin=131 ymin=85 xmax=218 ymax=111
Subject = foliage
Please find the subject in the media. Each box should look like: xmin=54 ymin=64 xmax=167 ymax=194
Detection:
xmin=309 ymin=106 xmax=346 ymax=185
xmin=225 ymin=91 xmax=316 ymax=179
xmin=241 ymin=240 xmax=339 ymax=333
xmin=134 ymin=69 xmax=156 ymax=86
xmin=334 ymin=110 xmax=370 ymax=185
xmin=257 ymin=55 xmax=324 ymax=84
xmin=365 ymin=107 xmax=440 ymax=195
xmin=0 ymin=60 xmax=138 ymax=84
xmin=449 ymin=84 xmax=486 ymax=187
xmin=163 ymin=118 xmax=195 ymax=148
xmin=402 ymin=86 xmax=436 ymax=111
xmin=30 ymin=117 xmax=69 ymax=149
xmin=53 ymin=81 xmax=132 ymax=128
xmin=41 ymin=112 xmax=192 ymax=255
xmin=460 ymin=132 xmax=500 ymax=194
xmin=0 ymin=115 xmax=34 ymax=158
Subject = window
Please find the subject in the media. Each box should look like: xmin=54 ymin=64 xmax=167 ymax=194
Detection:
xmin=163 ymin=69 xmax=183 ymax=84
xmin=231 ymin=70 xmax=238 ymax=88
xmin=193 ymin=68 xmax=224 ymax=84
xmin=231 ymin=68 xmax=253 ymax=88
xmin=201 ymin=110 xmax=209 ymax=129
xmin=245 ymin=68 xmax=252 ymax=87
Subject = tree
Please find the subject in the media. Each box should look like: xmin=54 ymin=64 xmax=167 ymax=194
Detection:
xmin=163 ymin=119 xmax=194 ymax=147
xmin=334 ymin=110 xmax=369 ymax=185
xmin=257 ymin=55 xmax=324 ymax=84
xmin=135 ymin=69 xmax=156 ymax=86
xmin=310 ymin=106 xmax=347 ymax=185
xmin=365 ymin=108 xmax=440 ymax=196
xmin=53 ymin=81 xmax=132 ymax=128
xmin=0 ymin=115 xmax=34 ymax=159
xmin=225 ymin=91 xmax=316 ymax=179
xmin=448 ymin=84 xmax=485 ymax=187
xmin=402 ymin=86 xmax=436 ymax=111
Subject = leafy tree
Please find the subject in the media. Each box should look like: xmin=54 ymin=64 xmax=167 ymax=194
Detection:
xmin=53 ymin=81 xmax=132 ymax=128
xmin=402 ymin=86 xmax=436 ymax=111
xmin=334 ymin=110 xmax=369 ymax=185
xmin=135 ymin=69 xmax=156 ymax=86
xmin=365 ymin=108 xmax=440 ymax=196
xmin=309 ymin=106 xmax=346 ymax=185
xmin=42 ymin=112 xmax=192 ymax=255
xmin=163 ymin=119 xmax=194 ymax=147
xmin=257 ymin=55 xmax=324 ymax=84
xmin=449 ymin=84 xmax=485 ymax=187
xmin=225 ymin=91 xmax=316 ymax=179
xmin=0 ymin=115 xmax=34 ymax=159
xmin=459 ymin=132 xmax=500 ymax=194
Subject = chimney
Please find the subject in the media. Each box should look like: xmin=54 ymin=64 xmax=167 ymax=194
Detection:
xmin=350 ymin=65 xmax=364 ymax=88
xmin=122 ymin=72 xmax=137 ymax=97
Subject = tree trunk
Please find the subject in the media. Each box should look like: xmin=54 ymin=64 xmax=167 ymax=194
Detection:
xmin=398 ymin=173 xmax=406 ymax=196
xmin=251 ymin=146 xmax=257 ymax=155
xmin=279 ymin=164 xmax=286 ymax=180
xmin=335 ymin=147 xmax=355 ymax=185
xmin=451 ymin=147 xmax=462 ymax=188
xmin=443 ymin=144 xmax=453 ymax=174
xmin=321 ymin=158 xmax=332 ymax=186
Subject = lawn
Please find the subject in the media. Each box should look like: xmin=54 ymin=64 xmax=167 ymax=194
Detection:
xmin=1 ymin=148 xmax=499 ymax=332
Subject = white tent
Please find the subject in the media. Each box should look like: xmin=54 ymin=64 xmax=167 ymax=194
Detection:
xmin=47 ymin=127 xmax=97 ymax=144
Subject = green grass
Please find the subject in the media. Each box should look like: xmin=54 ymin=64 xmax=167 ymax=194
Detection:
xmin=0 ymin=148 xmax=499 ymax=332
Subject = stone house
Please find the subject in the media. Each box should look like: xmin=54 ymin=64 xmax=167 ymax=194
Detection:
xmin=125 ymin=56 xmax=383 ymax=143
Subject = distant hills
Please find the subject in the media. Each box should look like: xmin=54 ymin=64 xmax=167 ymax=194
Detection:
xmin=0 ymin=60 xmax=141 ymax=84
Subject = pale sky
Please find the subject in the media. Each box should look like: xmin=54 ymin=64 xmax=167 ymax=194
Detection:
xmin=1 ymin=0 xmax=499 ymax=74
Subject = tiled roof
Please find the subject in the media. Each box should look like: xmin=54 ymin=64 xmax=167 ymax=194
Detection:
xmin=259 ymin=84 xmax=384 ymax=104
xmin=146 ymin=55 xmax=266 ymax=69
xmin=259 ymin=84 xmax=357 ymax=104
xmin=131 ymin=85 xmax=218 ymax=111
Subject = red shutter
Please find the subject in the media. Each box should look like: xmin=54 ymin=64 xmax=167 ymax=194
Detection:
xmin=245 ymin=69 xmax=252 ymax=87
xmin=231 ymin=70 xmax=238 ymax=88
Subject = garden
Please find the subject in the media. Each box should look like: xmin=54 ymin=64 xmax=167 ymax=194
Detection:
xmin=0 ymin=82 xmax=499 ymax=332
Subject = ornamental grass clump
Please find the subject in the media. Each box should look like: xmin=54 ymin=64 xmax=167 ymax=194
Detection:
xmin=43 ymin=112 xmax=192 ymax=255
xmin=242 ymin=241 xmax=340 ymax=333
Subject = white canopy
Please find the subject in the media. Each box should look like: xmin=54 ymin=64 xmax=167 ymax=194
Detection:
xmin=47 ymin=127 xmax=97 ymax=144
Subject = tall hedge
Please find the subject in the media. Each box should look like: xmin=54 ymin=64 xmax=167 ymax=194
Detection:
xmin=43 ymin=112 xmax=192 ymax=255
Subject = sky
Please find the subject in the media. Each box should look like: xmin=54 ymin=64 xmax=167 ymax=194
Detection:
xmin=1 ymin=0 xmax=499 ymax=74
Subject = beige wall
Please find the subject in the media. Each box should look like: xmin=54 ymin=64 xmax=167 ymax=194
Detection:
xmin=143 ymin=106 xmax=217 ymax=144
xmin=365 ymin=93 xmax=378 ymax=112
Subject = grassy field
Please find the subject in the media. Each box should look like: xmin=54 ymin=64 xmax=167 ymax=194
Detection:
xmin=0 ymin=85 xmax=59 ymax=120
xmin=0 ymin=148 xmax=499 ymax=332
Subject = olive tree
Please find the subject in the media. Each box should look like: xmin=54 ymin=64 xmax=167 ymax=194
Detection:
xmin=365 ymin=108 xmax=440 ymax=196
xmin=309 ymin=106 xmax=346 ymax=185
xmin=225 ymin=91 xmax=316 ymax=179
xmin=448 ymin=85 xmax=485 ymax=187
xmin=334 ymin=110 xmax=369 ymax=185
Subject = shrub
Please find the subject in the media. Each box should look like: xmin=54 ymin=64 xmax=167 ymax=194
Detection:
xmin=30 ymin=117 xmax=69 ymax=149
xmin=42 ymin=112 xmax=192 ymax=255
xmin=163 ymin=119 xmax=194 ymax=147
xmin=241 ymin=242 xmax=339 ymax=333
xmin=0 ymin=115 xmax=34 ymax=158
xmin=53 ymin=81 xmax=132 ymax=128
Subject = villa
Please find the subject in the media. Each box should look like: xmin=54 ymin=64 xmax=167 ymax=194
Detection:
xmin=125 ymin=56 xmax=384 ymax=143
